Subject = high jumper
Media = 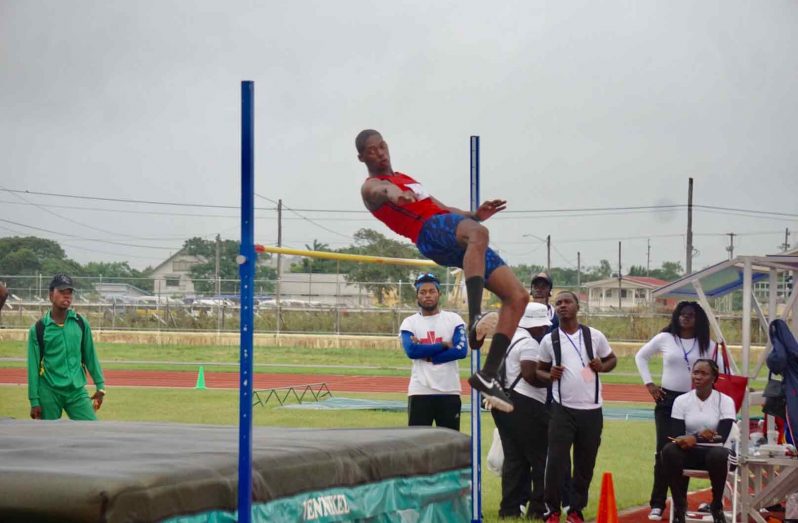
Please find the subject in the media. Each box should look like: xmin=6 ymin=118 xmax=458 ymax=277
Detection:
xmin=356 ymin=129 xmax=529 ymax=412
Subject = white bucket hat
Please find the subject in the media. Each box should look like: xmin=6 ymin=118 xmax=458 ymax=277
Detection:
xmin=518 ymin=302 xmax=552 ymax=329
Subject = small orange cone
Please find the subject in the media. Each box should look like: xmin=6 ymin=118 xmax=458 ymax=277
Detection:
xmin=596 ymin=472 xmax=618 ymax=523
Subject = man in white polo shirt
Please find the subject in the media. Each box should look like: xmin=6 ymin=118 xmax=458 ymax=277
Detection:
xmin=492 ymin=302 xmax=552 ymax=519
xmin=536 ymin=291 xmax=617 ymax=523
xmin=399 ymin=273 xmax=468 ymax=431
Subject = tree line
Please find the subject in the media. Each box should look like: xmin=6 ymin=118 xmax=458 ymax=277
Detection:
xmin=0 ymin=233 xmax=684 ymax=301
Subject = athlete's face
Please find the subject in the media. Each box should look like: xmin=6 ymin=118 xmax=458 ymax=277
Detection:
xmin=416 ymin=282 xmax=440 ymax=312
xmin=358 ymin=134 xmax=392 ymax=174
xmin=49 ymin=288 xmax=73 ymax=310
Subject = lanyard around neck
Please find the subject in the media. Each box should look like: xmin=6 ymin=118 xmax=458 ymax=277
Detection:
xmin=563 ymin=328 xmax=585 ymax=367
xmin=676 ymin=336 xmax=696 ymax=373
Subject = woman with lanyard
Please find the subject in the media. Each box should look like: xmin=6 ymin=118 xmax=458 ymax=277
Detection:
xmin=663 ymin=359 xmax=735 ymax=523
xmin=635 ymin=301 xmax=717 ymax=521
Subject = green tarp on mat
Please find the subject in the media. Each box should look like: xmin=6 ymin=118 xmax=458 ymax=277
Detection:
xmin=0 ymin=420 xmax=470 ymax=523
xmin=163 ymin=468 xmax=471 ymax=523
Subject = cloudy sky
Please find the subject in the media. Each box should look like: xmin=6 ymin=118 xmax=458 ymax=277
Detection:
xmin=1 ymin=0 xmax=796 ymax=274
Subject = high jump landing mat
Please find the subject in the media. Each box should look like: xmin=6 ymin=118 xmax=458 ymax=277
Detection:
xmin=0 ymin=419 xmax=471 ymax=522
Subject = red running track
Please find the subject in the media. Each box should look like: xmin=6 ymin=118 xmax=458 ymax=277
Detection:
xmin=0 ymin=368 xmax=650 ymax=401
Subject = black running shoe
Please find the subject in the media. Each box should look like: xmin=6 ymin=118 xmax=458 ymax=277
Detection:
xmin=468 ymin=370 xmax=514 ymax=412
xmin=468 ymin=311 xmax=499 ymax=350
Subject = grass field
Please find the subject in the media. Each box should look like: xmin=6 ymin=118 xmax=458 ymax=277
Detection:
xmin=0 ymin=338 xmax=721 ymax=522
xmin=0 ymin=340 xmax=670 ymax=383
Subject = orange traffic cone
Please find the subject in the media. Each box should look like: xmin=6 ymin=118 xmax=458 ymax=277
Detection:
xmin=596 ymin=472 xmax=618 ymax=523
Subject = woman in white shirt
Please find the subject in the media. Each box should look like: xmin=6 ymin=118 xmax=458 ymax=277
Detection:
xmin=635 ymin=302 xmax=716 ymax=521
xmin=663 ymin=359 xmax=735 ymax=523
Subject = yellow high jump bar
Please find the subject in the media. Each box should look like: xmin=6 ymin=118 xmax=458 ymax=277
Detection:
xmin=255 ymin=245 xmax=437 ymax=268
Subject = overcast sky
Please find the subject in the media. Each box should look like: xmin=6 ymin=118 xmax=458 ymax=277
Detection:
xmin=1 ymin=0 xmax=796 ymax=275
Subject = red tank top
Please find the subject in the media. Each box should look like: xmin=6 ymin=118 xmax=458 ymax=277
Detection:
xmin=367 ymin=173 xmax=448 ymax=242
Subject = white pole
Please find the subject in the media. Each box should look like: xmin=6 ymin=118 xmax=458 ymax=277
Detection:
xmin=768 ymin=268 xmax=778 ymax=327
xmin=740 ymin=257 xmax=753 ymax=522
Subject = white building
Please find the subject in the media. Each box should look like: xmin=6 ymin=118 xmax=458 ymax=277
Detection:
xmin=275 ymin=273 xmax=369 ymax=307
xmin=149 ymin=252 xmax=207 ymax=297
xmin=584 ymin=276 xmax=673 ymax=311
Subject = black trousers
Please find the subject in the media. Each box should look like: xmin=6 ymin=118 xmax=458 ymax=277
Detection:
xmin=408 ymin=395 xmax=461 ymax=431
xmin=662 ymin=443 xmax=730 ymax=512
xmin=491 ymin=391 xmax=549 ymax=518
xmin=544 ymin=404 xmax=603 ymax=514
xmin=650 ymin=389 xmax=686 ymax=509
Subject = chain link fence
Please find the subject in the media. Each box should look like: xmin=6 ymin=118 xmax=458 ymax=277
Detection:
xmin=0 ymin=274 xmax=771 ymax=344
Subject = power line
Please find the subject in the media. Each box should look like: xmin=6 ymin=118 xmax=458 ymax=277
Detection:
xmin=56 ymin=241 xmax=172 ymax=261
xmin=5 ymin=187 xmax=797 ymax=218
xmin=0 ymin=200 xmax=255 ymax=220
xmin=0 ymin=221 xmax=164 ymax=261
xmin=1 ymin=185 xmax=148 ymax=239
xmin=693 ymin=208 xmax=798 ymax=222
xmin=0 ymin=199 xmax=360 ymax=223
xmin=255 ymin=193 xmax=351 ymax=239
xmin=696 ymin=204 xmax=798 ymax=219
xmin=0 ymin=218 xmax=176 ymax=251
xmin=4 ymin=197 xmax=796 ymax=226
xmin=551 ymin=244 xmax=577 ymax=268
xmin=1 ymin=188 xmax=240 ymax=209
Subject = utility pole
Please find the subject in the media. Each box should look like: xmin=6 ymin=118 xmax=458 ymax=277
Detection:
xmin=577 ymin=251 xmax=581 ymax=288
xmin=726 ymin=233 xmax=736 ymax=261
xmin=781 ymin=228 xmax=791 ymax=252
xmin=618 ymin=241 xmax=622 ymax=310
xmin=546 ymin=235 xmax=551 ymax=273
xmin=276 ymin=199 xmax=283 ymax=334
xmin=215 ymin=234 xmax=221 ymax=297
xmin=276 ymin=199 xmax=283 ymax=269
xmin=686 ymin=178 xmax=694 ymax=274
xmin=215 ymin=234 xmax=222 ymax=332
xmin=646 ymin=239 xmax=651 ymax=277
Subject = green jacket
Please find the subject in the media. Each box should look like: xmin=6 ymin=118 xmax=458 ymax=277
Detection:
xmin=27 ymin=309 xmax=105 ymax=407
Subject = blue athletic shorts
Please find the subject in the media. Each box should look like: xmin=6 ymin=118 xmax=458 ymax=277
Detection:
xmin=416 ymin=213 xmax=506 ymax=280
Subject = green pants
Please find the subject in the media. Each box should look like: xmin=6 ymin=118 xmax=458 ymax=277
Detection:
xmin=37 ymin=380 xmax=97 ymax=421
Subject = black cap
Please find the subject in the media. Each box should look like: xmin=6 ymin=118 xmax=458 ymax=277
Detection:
xmin=531 ymin=271 xmax=553 ymax=287
xmin=49 ymin=274 xmax=74 ymax=291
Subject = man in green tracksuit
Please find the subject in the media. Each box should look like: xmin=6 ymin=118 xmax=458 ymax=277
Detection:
xmin=27 ymin=274 xmax=106 ymax=420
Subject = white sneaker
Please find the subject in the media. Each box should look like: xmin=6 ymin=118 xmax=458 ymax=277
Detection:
xmin=648 ymin=508 xmax=663 ymax=521
xmin=468 ymin=370 xmax=514 ymax=412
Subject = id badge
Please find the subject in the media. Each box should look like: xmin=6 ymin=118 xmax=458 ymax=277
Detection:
xmin=580 ymin=366 xmax=595 ymax=383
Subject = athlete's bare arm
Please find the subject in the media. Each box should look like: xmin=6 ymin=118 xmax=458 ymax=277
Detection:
xmin=361 ymin=178 xmax=417 ymax=211
xmin=430 ymin=197 xmax=507 ymax=222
